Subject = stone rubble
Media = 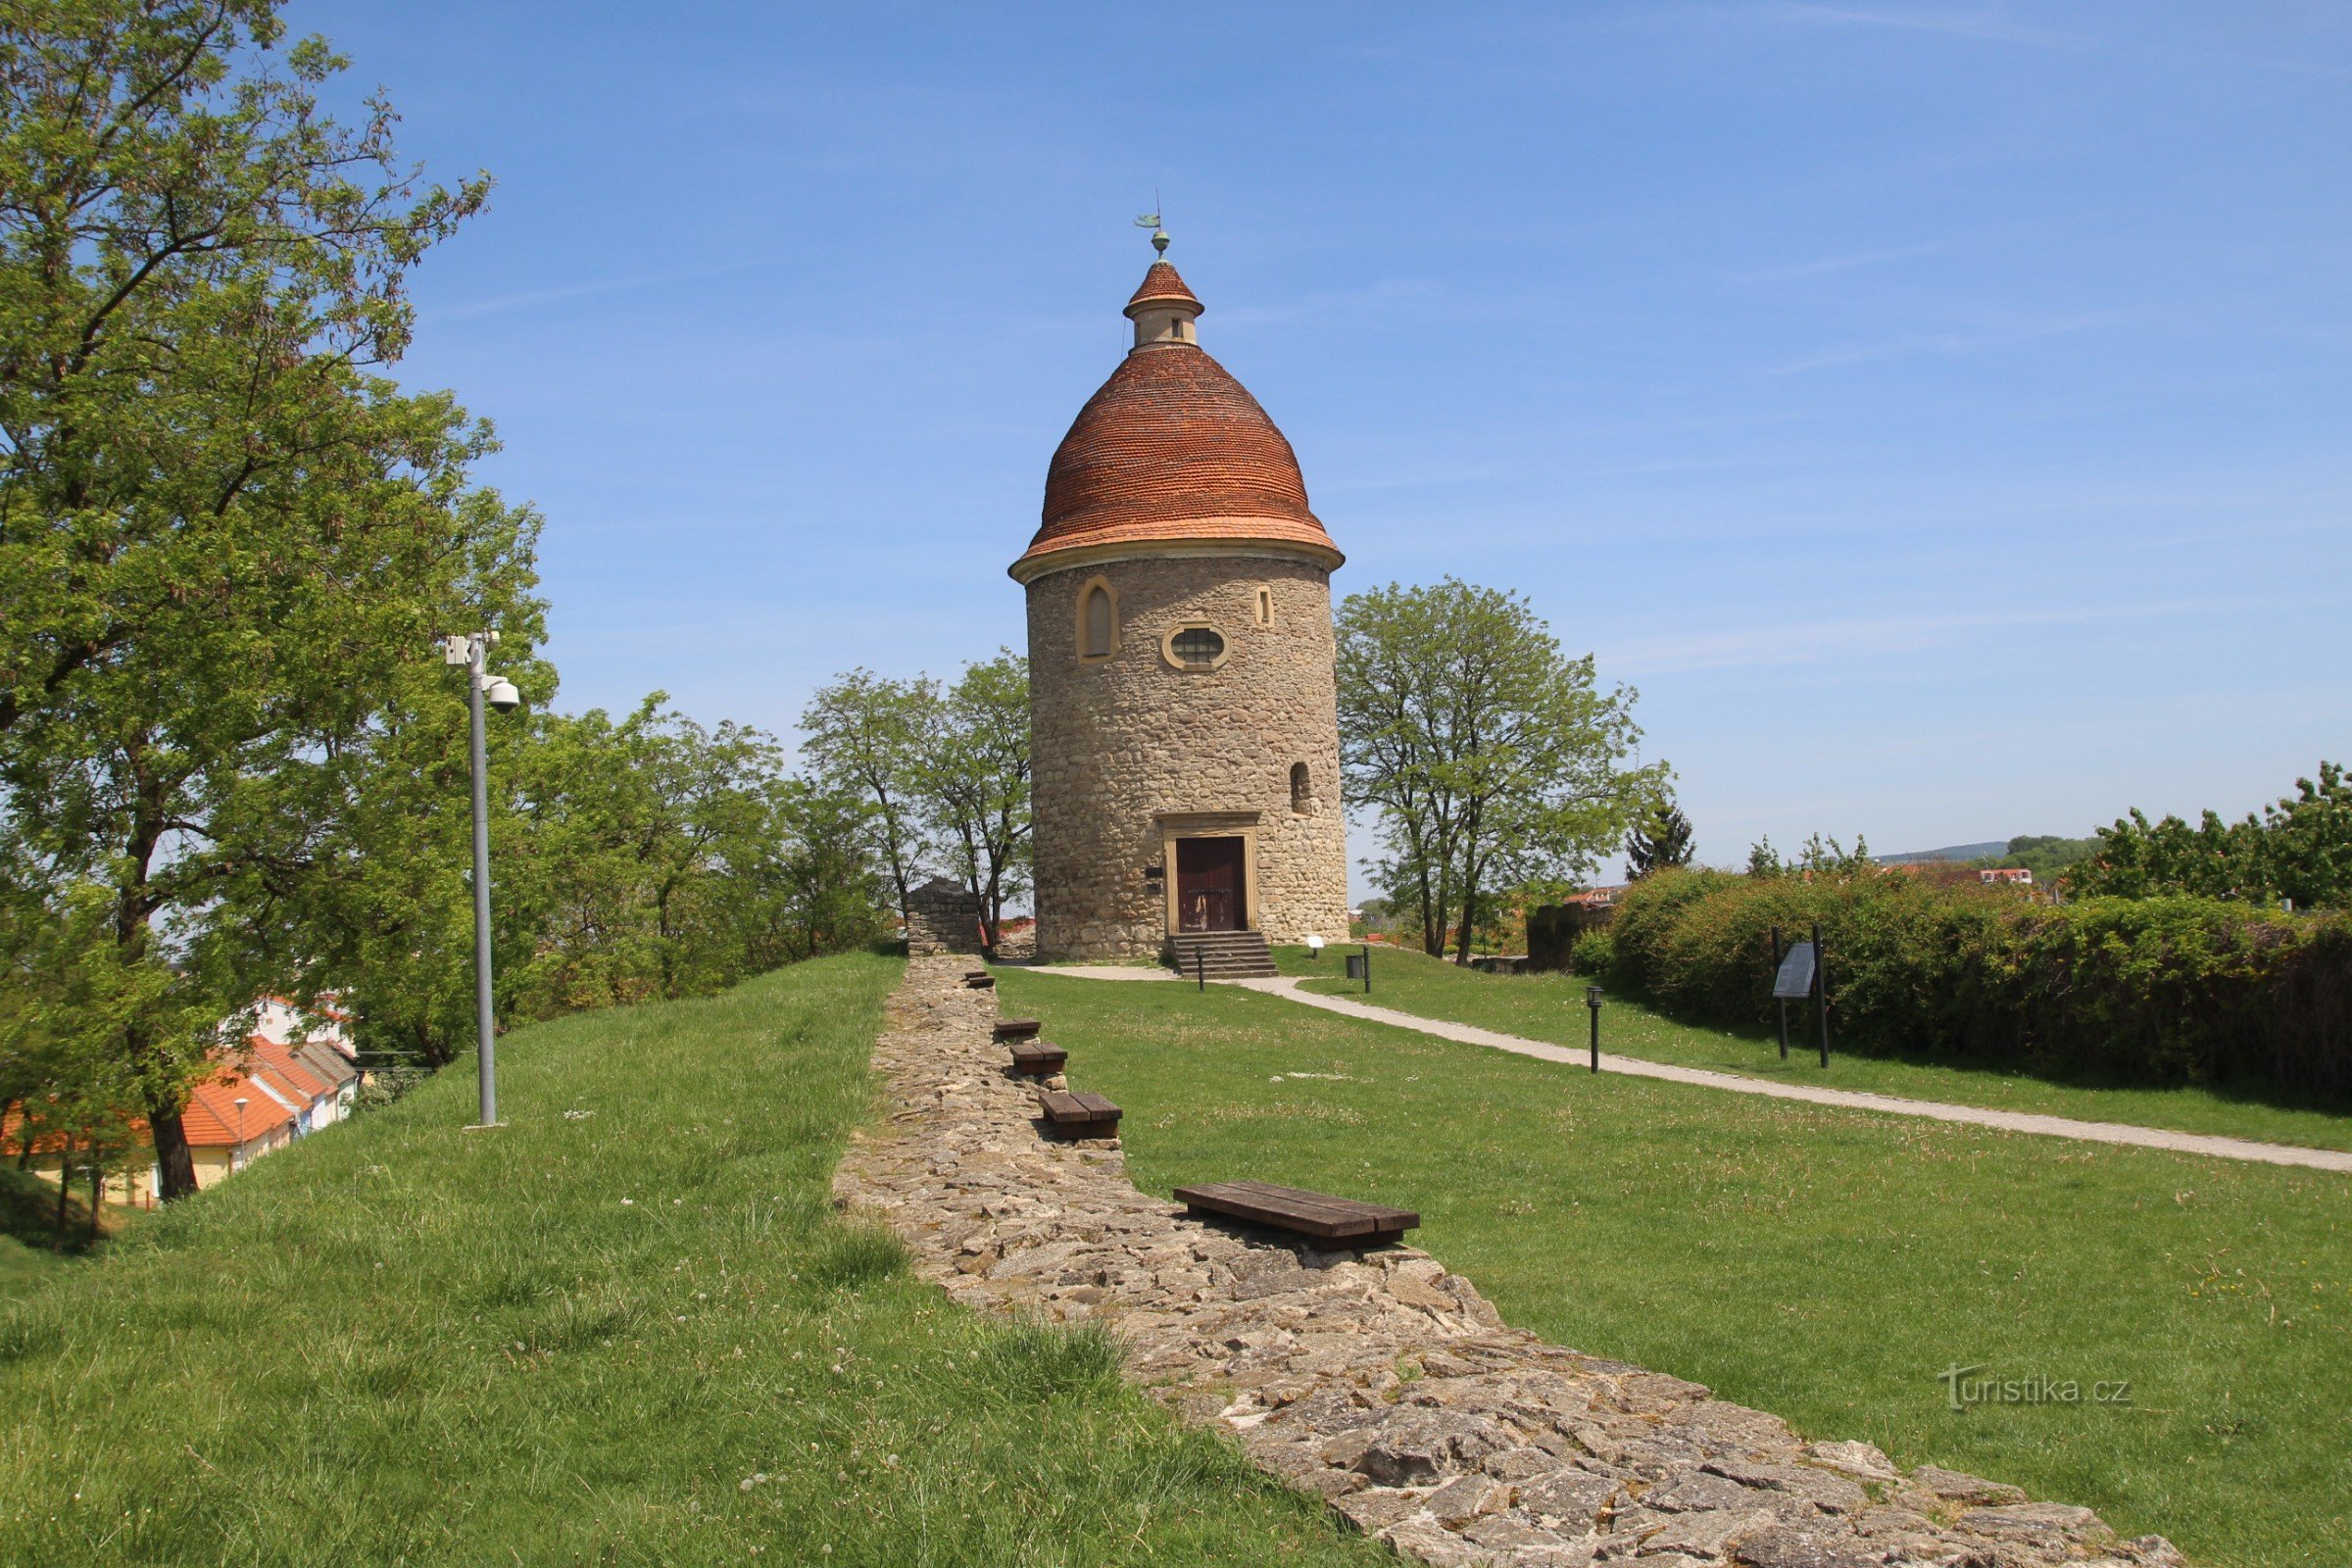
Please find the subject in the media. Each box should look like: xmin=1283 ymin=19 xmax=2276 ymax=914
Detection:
xmin=833 ymin=958 xmax=2188 ymax=1568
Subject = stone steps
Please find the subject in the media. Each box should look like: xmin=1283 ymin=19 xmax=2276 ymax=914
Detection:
xmin=1167 ymin=930 xmax=1279 ymax=979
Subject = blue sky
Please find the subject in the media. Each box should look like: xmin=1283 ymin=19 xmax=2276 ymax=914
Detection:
xmin=299 ymin=1 xmax=2351 ymax=876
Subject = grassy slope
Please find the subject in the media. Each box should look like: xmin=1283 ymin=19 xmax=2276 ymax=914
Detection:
xmin=1284 ymin=944 xmax=2352 ymax=1152
xmin=0 ymin=954 xmax=1387 ymax=1568
xmin=0 ymin=1159 xmax=144 ymax=1304
xmin=1002 ymin=967 xmax=2352 ymax=1568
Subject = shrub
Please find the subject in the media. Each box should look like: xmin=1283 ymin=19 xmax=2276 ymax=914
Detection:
xmin=1569 ymin=929 xmax=1615 ymax=976
xmin=1608 ymin=871 xmax=2352 ymax=1096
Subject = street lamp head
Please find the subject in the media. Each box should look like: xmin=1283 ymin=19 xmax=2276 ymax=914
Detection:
xmin=484 ymin=677 xmax=521 ymax=712
xmin=1586 ymin=985 xmax=1604 ymax=1010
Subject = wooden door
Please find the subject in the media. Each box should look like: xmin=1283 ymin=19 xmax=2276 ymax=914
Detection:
xmin=1175 ymin=837 xmax=1246 ymax=932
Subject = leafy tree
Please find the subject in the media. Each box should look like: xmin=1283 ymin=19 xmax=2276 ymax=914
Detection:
xmin=1336 ymin=579 xmax=1664 ymax=963
xmin=800 ymin=669 xmax=937 ymax=926
xmin=2069 ymin=762 xmax=2351 ymax=909
xmin=0 ymin=2 xmax=516 ymax=1195
xmin=1746 ymin=833 xmax=1874 ymax=880
xmin=754 ymin=779 xmax=893 ymax=964
xmin=914 ymin=651 xmax=1032 ymax=944
xmin=1624 ymin=802 xmax=1694 ymax=879
xmin=1989 ymin=835 xmax=2100 ymax=881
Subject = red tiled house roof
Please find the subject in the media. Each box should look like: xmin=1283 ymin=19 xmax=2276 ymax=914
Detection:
xmin=1010 ymin=256 xmax=1341 ymax=580
xmin=180 ymin=1065 xmax=297 ymax=1149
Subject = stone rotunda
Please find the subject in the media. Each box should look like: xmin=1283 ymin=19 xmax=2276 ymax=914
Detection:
xmin=1013 ymin=238 xmax=1350 ymax=964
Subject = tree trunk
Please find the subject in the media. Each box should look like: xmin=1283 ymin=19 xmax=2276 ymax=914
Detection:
xmin=148 ymin=1101 xmax=200 ymax=1201
xmin=1418 ymin=860 xmax=1440 ymax=956
xmin=88 ymin=1159 xmax=104 ymax=1242
xmin=1454 ymin=882 xmax=1477 ymax=965
xmin=54 ymin=1152 xmax=72 ymax=1250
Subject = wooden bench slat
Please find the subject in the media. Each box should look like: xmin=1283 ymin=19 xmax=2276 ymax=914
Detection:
xmin=1214 ymin=1180 xmax=1415 ymax=1222
xmin=1007 ymin=1041 xmax=1066 ymax=1076
xmin=992 ymin=1017 xmax=1043 ymax=1041
xmin=1036 ymin=1089 xmax=1121 ymax=1133
xmin=1173 ymin=1180 xmax=1419 ymax=1242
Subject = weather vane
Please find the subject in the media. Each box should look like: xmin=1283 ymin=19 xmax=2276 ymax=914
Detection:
xmin=1135 ymin=199 xmax=1169 ymax=256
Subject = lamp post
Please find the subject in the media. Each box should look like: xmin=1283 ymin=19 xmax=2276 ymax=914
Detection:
xmin=443 ymin=631 xmax=521 ymax=1129
xmin=1585 ymin=986 xmax=1603 ymax=1073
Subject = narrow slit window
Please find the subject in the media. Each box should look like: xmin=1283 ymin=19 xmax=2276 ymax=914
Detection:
xmin=1291 ymin=761 xmax=1311 ymax=813
xmin=1256 ymin=587 xmax=1272 ymax=626
xmin=1083 ymin=585 xmax=1113 ymax=658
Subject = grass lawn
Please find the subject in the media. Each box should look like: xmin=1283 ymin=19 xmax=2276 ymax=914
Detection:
xmin=0 ymin=1166 xmax=141 ymax=1305
xmin=1002 ymin=965 xmax=2352 ymax=1568
xmin=0 ymin=953 xmax=1388 ymax=1568
xmin=1281 ymin=943 xmax=2352 ymax=1152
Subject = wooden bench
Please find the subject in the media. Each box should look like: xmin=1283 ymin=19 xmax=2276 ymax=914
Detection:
xmin=1006 ymin=1040 xmax=1067 ymax=1077
xmin=962 ymin=972 xmax=996 ymax=991
xmin=1036 ymin=1089 xmax=1120 ymax=1136
xmin=993 ymin=1017 xmax=1043 ymax=1042
xmin=1173 ymin=1180 xmax=1419 ymax=1247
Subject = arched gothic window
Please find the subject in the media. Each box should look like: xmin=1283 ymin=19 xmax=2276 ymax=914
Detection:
xmin=1080 ymin=581 xmax=1115 ymax=660
xmin=1291 ymin=761 xmax=1311 ymax=814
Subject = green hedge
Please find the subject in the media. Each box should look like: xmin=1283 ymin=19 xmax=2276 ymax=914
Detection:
xmin=1605 ymin=869 xmax=2352 ymax=1096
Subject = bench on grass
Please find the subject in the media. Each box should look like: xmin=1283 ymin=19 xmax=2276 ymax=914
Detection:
xmin=1173 ymin=1181 xmax=1419 ymax=1247
xmin=962 ymin=971 xmax=996 ymax=991
xmin=1006 ymin=1040 xmax=1067 ymax=1077
xmin=1036 ymin=1089 xmax=1120 ymax=1136
xmin=992 ymin=1017 xmax=1043 ymax=1042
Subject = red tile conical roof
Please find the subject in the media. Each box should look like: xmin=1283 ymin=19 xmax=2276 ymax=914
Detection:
xmin=1124 ymin=259 xmax=1203 ymax=317
xmin=1012 ymin=260 xmax=1340 ymax=579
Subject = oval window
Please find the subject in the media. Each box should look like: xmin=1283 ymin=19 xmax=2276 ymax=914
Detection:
xmin=1170 ymin=627 xmax=1225 ymax=666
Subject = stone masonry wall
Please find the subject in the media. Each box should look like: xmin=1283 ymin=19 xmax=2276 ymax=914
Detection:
xmin=905 ymin=879 xmax=984 ymax=956
xmin=1026 ymin=552 xmax=1350 ymax=960
xmin=834 ymin=958 xmax=2187 ymax=1568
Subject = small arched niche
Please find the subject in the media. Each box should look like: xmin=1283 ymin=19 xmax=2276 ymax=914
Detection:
xmin=1075 ymin=576 xmax=1119 ymax=662
xmin=1291 ymin=760 xmax=1312 ymax=814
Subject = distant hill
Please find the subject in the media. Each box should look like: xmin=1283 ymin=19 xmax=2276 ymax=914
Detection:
xmin=1877 ymin=841 xmax=2009 ymax=865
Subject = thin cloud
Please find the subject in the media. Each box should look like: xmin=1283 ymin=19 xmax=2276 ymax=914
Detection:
xmin=421 ymin=257 xmax=779 ymax=323
xmin=1759 ymin=312 xmax=2120 ymax=374
xmin=1218 ymin=278 xmax=1446 ymax=327
xmin=1609 ymin=595 xmax=2275 ymax=675
xmin=1734 ymin=238 xmax=1963 ymax=283
xmin=1766 ymin=2 xmax=2352 ymax=81
xmin=1766 ymin=4 xmax=2088 ymax=50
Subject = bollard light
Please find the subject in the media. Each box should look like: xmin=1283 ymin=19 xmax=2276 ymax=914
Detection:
xmin=1585 ymin=986 xmax=1603 ymax=1073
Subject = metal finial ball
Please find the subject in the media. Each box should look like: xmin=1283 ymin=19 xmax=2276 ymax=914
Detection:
xmin=1152 ymin=228 xmax=1170 ymax=256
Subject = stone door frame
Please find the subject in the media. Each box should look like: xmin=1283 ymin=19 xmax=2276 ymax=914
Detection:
xmin=1154 ymin=810 xmax=1262 ymax=935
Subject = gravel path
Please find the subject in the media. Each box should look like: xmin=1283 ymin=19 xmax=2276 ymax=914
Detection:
xmin=1233 ymin=977 xmax=2352 ymax=1175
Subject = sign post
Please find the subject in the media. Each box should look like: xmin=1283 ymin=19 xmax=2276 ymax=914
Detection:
xmin=1813 ymin=920 xmax=1830 ymax=1067
xmin=1770 ymin=925 xmax=1788 ymax=1061
xmin=1771 ymin=933 xmax=1825 ymax=1068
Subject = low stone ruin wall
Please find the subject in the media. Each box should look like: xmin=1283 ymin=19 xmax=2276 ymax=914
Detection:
xmin=832 ymin=956 xmax=2185 ymax=1568
xmin=905 ymin=880 xmax=984 ymax=956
